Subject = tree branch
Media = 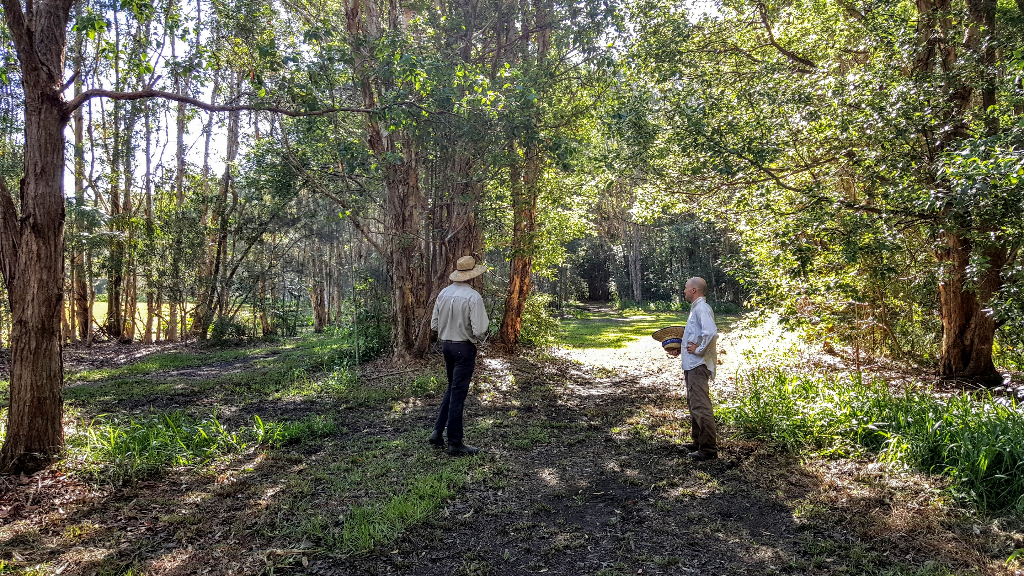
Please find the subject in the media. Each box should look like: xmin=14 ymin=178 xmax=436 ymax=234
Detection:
xmin=0 ymin=176 xmax=21 ymax=289
xmin=275 ymin=135 xmax=386 ymax=257
xmin=65 ymin=88 xmax=376 ymax=117
xmin=756 ymin=2 xmax=817 ymax=70
xmin=0 ymin=0 xmax=34 ymax=66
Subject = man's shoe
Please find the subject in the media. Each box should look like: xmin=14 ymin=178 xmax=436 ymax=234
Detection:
xmin=447 ymin=442 xmax=479 ymax=456
xmin=687 ymin=450 xmax=718 ymax=461
xmin=428 ymin=430 xmax=445 ymax=448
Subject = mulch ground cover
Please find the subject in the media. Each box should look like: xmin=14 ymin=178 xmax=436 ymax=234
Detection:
xmin=1 ymin=335 xmax=1022 ymax=576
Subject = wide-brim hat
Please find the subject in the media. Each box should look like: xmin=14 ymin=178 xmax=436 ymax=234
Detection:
xmin=450 ymin=255 xmax=487 ymax=281
xmin=652 ymin=326 xmax=685 ymax=350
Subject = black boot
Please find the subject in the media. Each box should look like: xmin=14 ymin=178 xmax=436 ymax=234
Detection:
xmin=446 ymin=442 xmax=479 ymax=456
xmin=428 ymin=429 xmax=446 ymax=448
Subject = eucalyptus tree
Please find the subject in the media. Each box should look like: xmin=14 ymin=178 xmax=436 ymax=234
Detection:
xmin=629 ymin=0 xmax=1024 ymax=384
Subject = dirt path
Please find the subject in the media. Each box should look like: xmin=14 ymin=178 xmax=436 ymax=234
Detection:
xmin=1 ymin=320 xmax=1019 ymax=576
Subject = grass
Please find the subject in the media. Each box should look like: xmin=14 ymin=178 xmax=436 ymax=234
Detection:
xmin=559 ymin=309 xmax=691 ymax=349
xmin=260 ymin=430 xmax=480 ymax=555
xmin=65 ymin=411 xmax=339 ymax=484
xmin=69 ymin=347 xmax=260 ymax=383
xmin=64 ymin=331 xmax=379 ymax=406
xmin=558 ymin=306 xmax=740 ymax=349
xmin=721 ymin=367 xmax=1024 ymax=513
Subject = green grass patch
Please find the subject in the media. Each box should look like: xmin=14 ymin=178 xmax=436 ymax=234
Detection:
xmin=721 ymin=368 xmax=1024 ymax=513
xmin=558 ymin=309 xmax=739 ymax=349
xmin=66 ymin=411 xmax=337 ymax=484
xmin=259 ymin=431 xmax=479 ymax=555
xmin=65 ymin=377 xmax=200 ymax=404
xmin=252 ymin=414 xmax=338 ymax=447
xmin=508 ymin=425 xmax=551 ymax=449
xmin=69 ymin=347 xmax=260 ymax=383
xmin=559 ymin=310 xmax=691 ymax=349
xmin=340 ymin=463 xmax=471 ymax=553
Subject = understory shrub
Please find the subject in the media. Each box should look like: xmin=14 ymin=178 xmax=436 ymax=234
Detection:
xmin=519 ymin=292 xmax=562 ymax=347
xmin=721 ymin=368 xmax=1024 ymax=512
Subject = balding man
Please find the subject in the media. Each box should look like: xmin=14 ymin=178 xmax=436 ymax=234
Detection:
xmin=667 ymin=277 xmax=719 ymax=460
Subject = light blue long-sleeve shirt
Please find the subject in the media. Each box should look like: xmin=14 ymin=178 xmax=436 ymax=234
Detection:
xmin=681 ymin=297 xmax=718 ymax=378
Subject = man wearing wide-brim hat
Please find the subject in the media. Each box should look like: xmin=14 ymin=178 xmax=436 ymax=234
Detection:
xmin=652 ymin=276 xmax=719 ymax=461
xmin=428 ymin=255 xmax=489 ymax=456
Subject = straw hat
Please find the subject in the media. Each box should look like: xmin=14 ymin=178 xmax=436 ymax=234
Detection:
xmin=652 ymin=326 xmax=685 ymax=351
xmin=450 ymin=255 xmax=487 ymax=282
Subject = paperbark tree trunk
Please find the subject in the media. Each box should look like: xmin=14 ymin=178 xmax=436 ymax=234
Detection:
xmin=310 ymin=280 xmax=328 ymax=333
xmin=914 ymin=0 xmax=1006 ymax=385
xmin=0 ymin=0 xmax=74 ymax=472
xmin=497 ymin=140 xmax=539 ymax=351
xmin=193 ymin=76 xmax=240 ymax=340
xmin=936 ymin=234 xmax=1006 ymax=386
xmin=496 ymin=0 xmax=548 ymax=351
xmin=346 ymin=0 xmax=431 ymax=359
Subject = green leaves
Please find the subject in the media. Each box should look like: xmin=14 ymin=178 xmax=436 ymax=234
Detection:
xmin=72 ymin=8 xmax=108 ymax=40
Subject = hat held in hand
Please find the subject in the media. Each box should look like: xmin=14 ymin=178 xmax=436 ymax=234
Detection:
xmin=450 ymin=255 xmax=487 ymax=281
xmin=652 ymin=326 xmax=685 ymax=351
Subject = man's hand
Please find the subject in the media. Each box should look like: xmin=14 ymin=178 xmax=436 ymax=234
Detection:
xmin=686 ymin=342 xmax=697 ymax=354
xmin=667 ymin=348 xmax=681 ymax=357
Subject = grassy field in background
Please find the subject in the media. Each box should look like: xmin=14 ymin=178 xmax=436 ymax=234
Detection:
xmin=559 ymin=307 xmax=739 ymax=349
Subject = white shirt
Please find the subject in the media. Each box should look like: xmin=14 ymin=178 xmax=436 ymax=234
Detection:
xmin=431 ymin=282 xmax=489 ymax=344
xmin=681 ymin=296 xmax=718 ymax=378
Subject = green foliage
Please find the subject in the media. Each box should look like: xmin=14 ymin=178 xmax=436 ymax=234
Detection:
xmin=620 ymin=0 xmax=1024 ymax=369
xmin=67 ymin=411 xmax=339 ymax=484
xmin=721 ymin=368 xmax=1024 ymax=512
xmin=340 ymin=464 xmax=471 ymax=553
xmin=251 ymin=414 xmax=337 ymax=447
xmin=68 ymin=411 xmax=248 ymax=483
xmin=518 ymin=292 xmax=562 ymax=348
xmin=210 ymin=318 xmax=252 ymax=345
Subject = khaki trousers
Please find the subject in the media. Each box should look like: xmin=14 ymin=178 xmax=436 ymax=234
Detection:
xmin=684 ymin=363 xmax=717 ymax=455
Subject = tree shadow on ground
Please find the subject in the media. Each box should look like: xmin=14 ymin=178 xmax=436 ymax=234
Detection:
xmin=0 ymin=347 xmax=1017 ymax=576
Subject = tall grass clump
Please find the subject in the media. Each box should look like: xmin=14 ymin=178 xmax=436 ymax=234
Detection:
xmin=251 ymin=414 xmax=338 ymax=446
xmin=68 ymin=412 xmax=337 ymax=484
xmin=69 ymin=411 xmax=247 ymax=483
xmin=721 ymin=368 xmax=1024 ymax=512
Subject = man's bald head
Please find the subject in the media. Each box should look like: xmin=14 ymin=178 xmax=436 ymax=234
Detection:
xmin=686 ymin=277 xmax=707 ymax=295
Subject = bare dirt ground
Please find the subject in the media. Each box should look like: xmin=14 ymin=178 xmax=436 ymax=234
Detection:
xmin=1 ymin=319 xmax=1023 ymax=576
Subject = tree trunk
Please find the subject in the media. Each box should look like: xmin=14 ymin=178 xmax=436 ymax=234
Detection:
xmin=0 ymin=0 xmax=72 ymax=469
xmin=346 ymin=0 xmax=431 ymax=359
xmin=310 ymin=281 xmax=328 ymax=333
xmin=497 ymin=140 xmax=539 ymax=350
xmin=628 ymin=220 xmax=643 ymax=306
xmin=937 ymin=233 xmax=1005 ymax=386
xmin=386 ymin=138 xmax=429 ymax=359
xmin=72 ymin=21 xmax=89 ymax=341
xmin=193 ymin=76 xmax=240 ymax=340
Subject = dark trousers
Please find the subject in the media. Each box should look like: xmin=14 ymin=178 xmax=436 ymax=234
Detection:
xmin=434 ymin=341 xmax=477 ymax=445
xmin=685 ymin=363 xmax=718 ymax=455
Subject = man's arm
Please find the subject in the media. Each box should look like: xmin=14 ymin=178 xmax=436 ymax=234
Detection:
xmin=431 ymin=294 xmax=441 ymax=332
xmin=470 ymin=294 xmax=489 ymax=341
xmin=692 ymin=305 xmax=717 ymax=356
